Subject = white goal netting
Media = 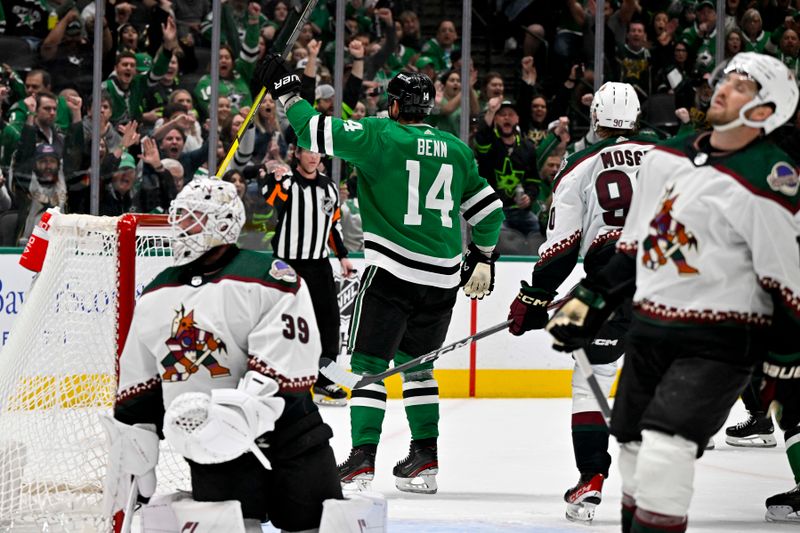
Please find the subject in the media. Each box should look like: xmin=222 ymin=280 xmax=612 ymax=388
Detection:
xmin=0 ymin=214 xmax=188 ymax=532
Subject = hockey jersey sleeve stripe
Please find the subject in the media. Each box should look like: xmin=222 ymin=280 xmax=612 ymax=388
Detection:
xmin=324 ymin=116 xmax=334 ymax=154
xmin=116 ymin=377 xmax=161 ymax=406
xmin=247 ymin=356 xmax=317 ymax=393
xmin=460 ymin=186 xmax=494 ymax=214
xmin=464 ymin=195 xmax=503 ymax=226
xmin=309 ymin=115 xmax=320 ymax=152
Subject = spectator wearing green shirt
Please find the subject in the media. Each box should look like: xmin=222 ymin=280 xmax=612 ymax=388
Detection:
xmin=103 ymin=17 xmax=178 ymax=125
xmin=426 ymin=69 xmax=478 ymax=136
xmin=741 ymin=8 xmax=771 ymax=53
xmin=195 ymin=4 xmax=261 ymax=118
xmin=420 ymin=20 xmax=459 ymax=73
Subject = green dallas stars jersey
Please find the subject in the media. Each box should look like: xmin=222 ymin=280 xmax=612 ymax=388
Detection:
xmin=286 ymin=99 xmax=504 ymax=288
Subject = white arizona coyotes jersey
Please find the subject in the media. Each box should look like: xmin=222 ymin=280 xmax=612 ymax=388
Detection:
xmin=116 ymin=250 xmax=321 ymax=410
xmin=534 ymin=135 xmax=655 ymax=287
xmin=618 ymin=133 xmax=800 ymax=325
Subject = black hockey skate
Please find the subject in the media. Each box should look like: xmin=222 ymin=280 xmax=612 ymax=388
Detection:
xmin=312 ymin=375 xmax=348 ymax=407
xmin=564 ymin=473 xmax=604 ymax=524
xmin=765 ymin=483 xmax=800 ymax=522
xmin=338 ymin=446 xmax=375 ymax=491
xmin=725 ymin=413 xmax=776 ymax=448
xmin=393 ymin=441 xmax=438 ymax=494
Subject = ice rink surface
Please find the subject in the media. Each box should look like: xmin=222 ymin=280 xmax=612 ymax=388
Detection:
xmin=265 ymin=397 xmax=797 ymax=532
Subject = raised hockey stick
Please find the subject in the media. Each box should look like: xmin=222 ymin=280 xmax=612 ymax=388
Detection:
xmin=319 ymin=320 xmax=513 ymax=389
xmin=573 ymin=347 xmax=613 ymax=424
xmin=215 ymin=0 xmax=319 ymax=177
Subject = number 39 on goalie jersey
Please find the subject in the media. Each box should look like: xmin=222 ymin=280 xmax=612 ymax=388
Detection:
xmin=532 ymin=135 xmax=655 ymax=292
xmin=286 ymin=100 xmax=504 ymax=288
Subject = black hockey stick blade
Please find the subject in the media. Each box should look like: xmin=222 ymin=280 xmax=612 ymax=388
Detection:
xmin=216 ymin=0 xmax=319 ymax=177
xmin=271 ymin=0 xmax=319 ymax=58
xmin=320 ymin=320 xmax=513 ymax=390
xmin=573 ymin=347 xmax=612 ymax=424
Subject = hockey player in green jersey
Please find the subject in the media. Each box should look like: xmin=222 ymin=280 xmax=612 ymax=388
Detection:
xmin=253 ymin=56 xmax=504 ymax=494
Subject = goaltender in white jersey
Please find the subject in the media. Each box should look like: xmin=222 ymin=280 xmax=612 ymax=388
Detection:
xmin=106 ymin=178 xmax=385 ymax=533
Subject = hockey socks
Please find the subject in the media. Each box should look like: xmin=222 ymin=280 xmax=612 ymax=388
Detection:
xmin=396 ymin=351 xmax=440 ymax=441
xmin=786 ymin=426 xmax=800 ymax=484
xmin=571 ymin=412 xmax=611 ymax=477
xmin=631 ymin=509 xmax=687 ymax=533
xmin=349 ymin=353 xmax=389 ymax=447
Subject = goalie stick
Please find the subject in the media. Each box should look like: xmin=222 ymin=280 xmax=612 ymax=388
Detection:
xmin=319 ymin=320 xmax=513 ymax=389
xmin=215 ymin=0 xmax=319 ymax=177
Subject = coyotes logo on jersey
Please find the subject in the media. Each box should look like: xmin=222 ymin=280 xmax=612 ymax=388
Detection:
xmin=161 ymin=306 xmax=231 ymax=382
xmin=642 ymin=186 xmax=699 ymax=275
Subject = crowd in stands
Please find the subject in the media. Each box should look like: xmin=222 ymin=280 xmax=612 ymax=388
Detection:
xmin=0 ymin=0 xmax=798 ymax=253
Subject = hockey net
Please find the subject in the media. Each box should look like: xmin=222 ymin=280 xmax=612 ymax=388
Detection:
xmin=0 ymin=213 xmax=189 ymax=532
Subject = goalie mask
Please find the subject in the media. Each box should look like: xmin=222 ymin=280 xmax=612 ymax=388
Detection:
xmin=711 ymin=52 xmax=799 ymax=134
xmin=168 ymin=178 xmax=245 ymax=266
xmin=591 ymin=82 xmax=640 ymax=132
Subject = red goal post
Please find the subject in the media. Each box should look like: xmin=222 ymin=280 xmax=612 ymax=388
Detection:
xmin=0 ymin=213 xmax=188 ymax=532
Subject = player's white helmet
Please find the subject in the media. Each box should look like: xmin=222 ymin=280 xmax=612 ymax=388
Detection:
xmin=591 ymin=82 xmax=641 ymax=132
xmin=711 ymin=52 xmax=799 ymax=134
xmin=168 ymin=178 xmax=245 ymax=266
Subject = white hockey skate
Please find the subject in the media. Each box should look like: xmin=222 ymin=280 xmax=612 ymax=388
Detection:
xmin=564 ymin=473 xmax=604 ymax=524
xmin=393 ymin=442 xmax=438 ymax=494
xmin=765 ymin=483 xmax=800 ymax=523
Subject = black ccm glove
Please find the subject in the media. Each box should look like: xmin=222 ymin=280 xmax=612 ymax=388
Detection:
xmin=545 ymin=280 xmax=614 ymax=352
xmin=252 ymin=53 xmax=300 ymax=103
xmin=460 ymin=242 xmax=499 ymax=299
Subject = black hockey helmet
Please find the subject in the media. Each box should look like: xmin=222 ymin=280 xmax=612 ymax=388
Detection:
xmin=387 ymin=71 xmax=435 ymax=116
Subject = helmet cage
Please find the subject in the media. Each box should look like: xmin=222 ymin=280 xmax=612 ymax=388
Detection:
xmin=168 ymin=179 xmax=245 ymax=266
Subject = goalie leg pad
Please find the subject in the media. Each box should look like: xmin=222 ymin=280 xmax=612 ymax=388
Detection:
xmin=634 ymin=429 xmax=696 ymax=517
xmin=140 ymin=492 xmax=188 ymax=532
xmin=171 ymin=499 xmax=247 ymax=533
xmin=319 ymin=491 xmax=387 ymax=533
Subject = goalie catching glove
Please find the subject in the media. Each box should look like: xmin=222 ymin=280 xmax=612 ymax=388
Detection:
xmin=460 ymin=242 xmax=498 ymax=299
xmin=545 ymin=280 xmax=613 ymax=352
xmin=252 ymin=53 xmax=301 ymax=107
xmin=163 ymin=371 xmax=285 ymax=466
xmin=508 ymin=283 xmax=556 ymax=335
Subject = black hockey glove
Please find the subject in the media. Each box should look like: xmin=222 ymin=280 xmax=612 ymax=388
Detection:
xmin=252 ymin=53 xmax=300 ymax=102
xmin=545 ymin=280 xmax=613 ymax=352
xmin=508 ymin=282 xmax=556 ymax=336
xmin=460 ymin=242 xmax=499 ymax=299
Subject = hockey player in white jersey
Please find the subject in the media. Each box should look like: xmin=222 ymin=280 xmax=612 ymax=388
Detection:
xmin=507 ymin=82 xmax=655 ymax=523
xmin=107 ymin=178 xmax=349 ymax=532
xmin=546 ymin=52 xmax=800 ymax=533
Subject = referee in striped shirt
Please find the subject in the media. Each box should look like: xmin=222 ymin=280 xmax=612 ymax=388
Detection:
xmin=264 ymin=145 xmax=355 ymax=405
